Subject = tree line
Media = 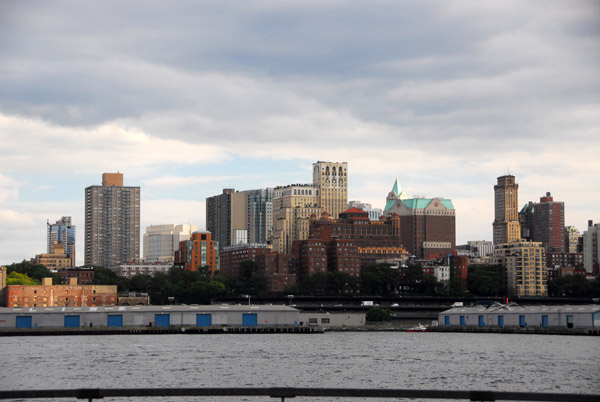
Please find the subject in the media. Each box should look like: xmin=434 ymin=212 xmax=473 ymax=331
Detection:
xmin=3 ymin=261 xmax=599 ymax=304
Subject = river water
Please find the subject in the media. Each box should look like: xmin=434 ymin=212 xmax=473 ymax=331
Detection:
xmin=1 ymin=332 xmax=598 ymax=401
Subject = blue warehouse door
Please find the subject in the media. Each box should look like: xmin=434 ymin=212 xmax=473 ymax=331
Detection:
xmin=459 ymin=316 xmax=465 ymax=327
xmin=196 ymin=314 xmax=212 ymax=327
xmin=498 ymin=315 xmax=504 ymax=327
xmin=243 ymin=313 xmax=258 ymax=327
xmin=444 ymin=316 xmax=450 ymax=326
xmin=64 ymin=315 xmax=80 ymax=328
xmin=519 ymin=315 xmax=527 ymax=327
xmin=155 ymin=314 xmax=170 ymax=327
xmin=541 ymin=315 xmax=548 ymax=328
xmin=107 ymin=315 xmax=123 ymax=328
xmin=16 ymin=316 xmax=32 ymax=329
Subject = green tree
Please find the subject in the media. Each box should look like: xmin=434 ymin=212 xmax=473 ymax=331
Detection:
xmin=366 ymin=307 xmax=393 ymax=322
xmin=129 ymin=274 xmax=152 ymax=293
xmin=6 ymin=271 xmax=39 ymax=285
xmin=467 ymin=265 xmax=506 ymax=297
xmin=547 ymin=274 xmax=593 ymax=298
xmin=444 ymin=268 xmax=467 ymax=296
xmin=361 ymin=263 xmax=398 ymax=296
xmin=235 ymin=260 xmax=267 ymax=296
xmin=7 ymin=262 xmax=52 ymax=282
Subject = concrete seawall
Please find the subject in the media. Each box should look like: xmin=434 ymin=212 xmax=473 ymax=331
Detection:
xmin=0 ymin=326 xmax=324 ymax=337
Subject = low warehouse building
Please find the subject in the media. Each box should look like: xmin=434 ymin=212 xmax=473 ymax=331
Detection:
xmin=0 ymin=305 xmax=300 ymax=329
xmin=439 ymin=304 xmax=600 ymax=329
xmin=299 ymin=312 xmax=365 ymax=328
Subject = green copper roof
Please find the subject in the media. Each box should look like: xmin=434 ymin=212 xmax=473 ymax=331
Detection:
xmin=392 ymin=178 xmax=400 ymax=196
xmin=384 ymin=199 xmax=396 ymax=212
xmin=394 ymin=198 xmax=455 ymax=211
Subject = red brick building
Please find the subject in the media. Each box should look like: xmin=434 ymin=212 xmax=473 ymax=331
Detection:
xmin=383 ymin=180 xmax=456 ymax=259
xmin=520 ymin=192 xmax=565 ymax=254
xmin=449 ymin=253 xmax=469 ymax=286
xmin=220 ymin=244 xmax=272 ymax=279
xmin=219 ymin=244 xmax=296 ymax=292
xmin=60 ymin=267 xmax=95 ymax=284
xmin=6 ymin=278 xmax=117 ymax=308
xmin=254 ymin=252 xmax=296 ymax=292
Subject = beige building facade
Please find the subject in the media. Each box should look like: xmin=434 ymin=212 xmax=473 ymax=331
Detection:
xmin=271 ymin=184 xmax=322 ymax=254
xmin=493 ymin=175 xmax=521 ymax=245
xmin=271 ymin=161 xmax=348 ymax=254
xmin=206 ymin=189 xmax=248 ymax=248
xmin=313 ymin=161 xmax=348 ymax=219
xmin=494 ymin=241 xmax=547 ymax=297
xmin=33 ymin=242 xmax=73 ymax=270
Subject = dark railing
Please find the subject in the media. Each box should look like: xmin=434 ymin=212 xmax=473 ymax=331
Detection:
xmin=0 ymin=387 xmax=598 ymax=402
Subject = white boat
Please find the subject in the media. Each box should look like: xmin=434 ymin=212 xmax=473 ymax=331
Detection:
xmin=406 ymin=323 xmax=428 ymax=332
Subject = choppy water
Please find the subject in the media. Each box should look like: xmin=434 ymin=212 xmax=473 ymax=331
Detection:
xmin=1 ymin=332 xmax=598 ymax=401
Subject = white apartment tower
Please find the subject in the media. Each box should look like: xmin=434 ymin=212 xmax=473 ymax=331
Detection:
xmin=143 ymin=224 xmax=197 ymax=263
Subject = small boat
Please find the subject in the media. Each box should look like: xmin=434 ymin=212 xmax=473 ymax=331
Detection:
xmin=406 ymin=323 xmax=428 ymax=332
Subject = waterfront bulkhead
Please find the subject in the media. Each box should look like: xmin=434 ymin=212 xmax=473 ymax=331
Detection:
xmin=0 ymin=305 xmax=300 ymax=329
xmin=438 ymin=304 xmax=600 ymax=329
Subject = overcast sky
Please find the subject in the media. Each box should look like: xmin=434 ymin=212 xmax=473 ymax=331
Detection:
xmin=1 ymin=1 xmax=599 ymax=266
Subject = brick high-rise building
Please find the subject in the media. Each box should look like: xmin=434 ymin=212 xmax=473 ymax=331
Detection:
xmin=520 ymin=192 xmax=565 ymax=253
xmin=47 ymin=216 xmax=75 ymax=266
xmin=84 ymin=173 xmax=140 ymax=268
xmin=384 ymin=180 xmax=455 ymax=259
xmin=219 ymin=243 xmax=272 ymax=279
xmin=206 ymin=189 xmax=248 ymax=248
xmin=292 ymin=209 xmax=407 ymax=279
xmin=493 ymin=175 xmax=521 ymax=245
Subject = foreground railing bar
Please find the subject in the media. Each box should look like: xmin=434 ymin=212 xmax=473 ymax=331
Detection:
xmin=0 ymin=387 xmax=598 ymax=402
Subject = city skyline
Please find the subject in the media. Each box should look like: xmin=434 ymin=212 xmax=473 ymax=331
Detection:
xmin=1 ymin=1 xmax=599 ymax=265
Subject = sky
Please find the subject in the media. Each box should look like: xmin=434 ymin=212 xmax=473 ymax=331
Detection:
xmin=1 ymin=1 xmax=599 ymax=266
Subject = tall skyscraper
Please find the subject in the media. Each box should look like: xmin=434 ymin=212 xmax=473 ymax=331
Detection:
xmin=84 ymin=173 xmax=140 ymax=268
xmin=206 ymin=189 xmax=248 ymax=248
xmin=583 ymin=220 xmax=600 ymax=274
xmin=312 ymin=161 xmax=348 ymax=219
xmin=143 ymin=224 xmax=197 ymax=263
xmin=493 ymin=175 xmax=521 ymax=245
xmin=47 ymin=216 xmax=76 ymax=266
xmin=244 ymin=188 xmax=274 ymax=244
